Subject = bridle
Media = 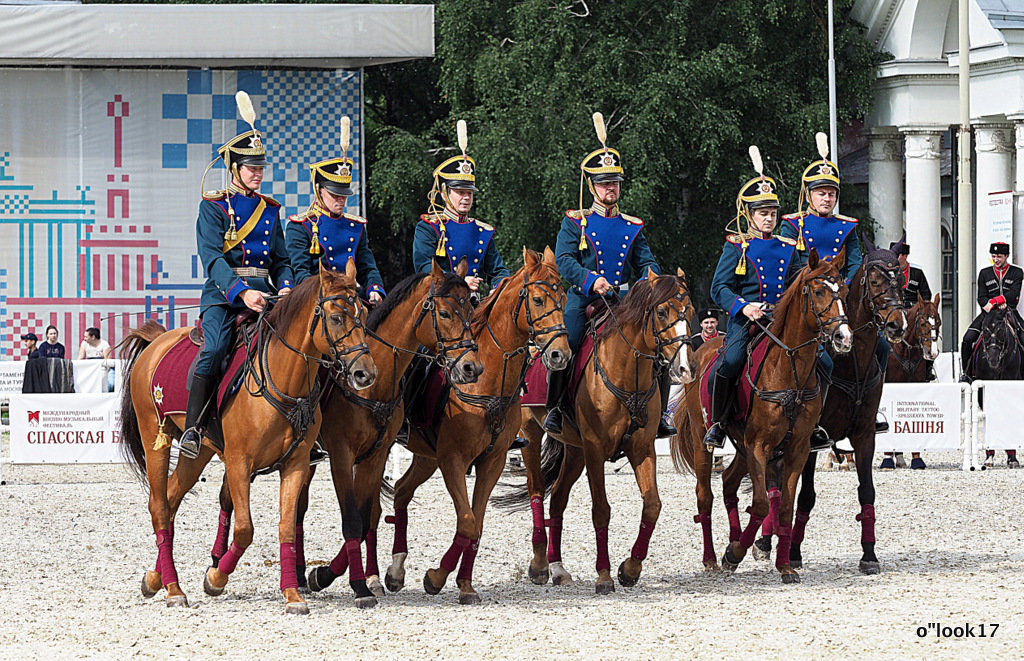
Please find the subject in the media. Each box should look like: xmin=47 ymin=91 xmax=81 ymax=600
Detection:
xmin=893 ymin=304 xmax=939 ymax=377
xmin=857 ymin=257 xmax=905 ymax=334
xmin=413 ymin=280 xmax=478 ymax=375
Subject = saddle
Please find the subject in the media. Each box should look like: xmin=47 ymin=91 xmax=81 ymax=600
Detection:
xmin=187 ymin=309 xmax=260 ymax=346
xmin=699 ymin=331 xmax=773 ymax=425
xmin=403 ymin=357 xmax=451 ymax=451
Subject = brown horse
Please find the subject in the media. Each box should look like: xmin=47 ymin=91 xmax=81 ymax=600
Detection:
xmin=208 ymin=261 xmax=483 ymax=609
xmin=120 ymin=260 xmax=375 ymax=614
xmin=672 ymin=250 xmax=852 ymax=583
xmin=759 ymin=239 xmax=908 ymax=575
xmin=510 ymin=269 xmax=694 ymax=594
xmin=378 ymin=247 xmax=571 ymax=604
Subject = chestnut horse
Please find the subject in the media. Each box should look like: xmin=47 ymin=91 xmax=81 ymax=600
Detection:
xmin=379 ymin=247 xmax=571 ymax=604
xmin=209 ymin=261 xmax=483 ymax=609
xmin=753 ymin=239 xmax=908 ymax=574
xmin=672 ymin=250 xmax=852 ymax=583
xmin=887 ymin=293 xmax=942 ymax=382
xmin=120 ymin=261 xmax=375 ymax=614
xmin=510 ymin=269 xmax=694 ymax=594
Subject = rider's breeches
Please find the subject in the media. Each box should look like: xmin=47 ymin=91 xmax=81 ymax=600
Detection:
xmin=196 ymin=304 xmax=236 ymax=377
xmin=717 ymin=317 xmax=752 ymax=380
xmin=876 ymin=333 xmax=891 ymax=373
xmin=816 ymin=344 xmax=834 ymax=379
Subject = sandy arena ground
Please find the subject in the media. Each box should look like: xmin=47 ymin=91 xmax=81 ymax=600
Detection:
xmin=1 ymin=436 xmax=1021 ymax=660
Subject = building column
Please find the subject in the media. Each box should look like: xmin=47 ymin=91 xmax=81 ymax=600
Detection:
xmin=974 ymin=123 xmax=1014 ymax=270
xmin=1011 ymin=118 xmax=1024 ymax=317
xmin=865 ymin=127 xmax=904 ymax=249
xmin=901 ymin=127 xmax=944 ymax=305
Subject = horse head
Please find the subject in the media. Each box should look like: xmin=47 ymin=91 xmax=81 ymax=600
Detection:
xmin=859 ymin=235 xmax=907 ymax=341
xmin=912 ymin=292 xmax=942 ymax=361
xmin=979 ymin=306 xmax=1017 ymax=375
xmin=514 ymin=246 xmax=571 ymax=371
xmin=314 ymin=259 xmax=378 ymax=390
xmin=644 ymin=267 xmax=697 ymax=385
xmin=419 ymin=259 xmax=484 ymax=385
xmin=801 ymin=249 xmax=853 ymax=353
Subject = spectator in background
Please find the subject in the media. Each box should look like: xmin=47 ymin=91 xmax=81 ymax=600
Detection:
xmin=20 ymin=333 xmax=39 ymax=359
xmin=38 ymin=325 xmax=65 ymax=359
xmin=691 ymin=308 xmax=724 ymax=352
xmin=77 ymin=327 xmax=111 ymax=360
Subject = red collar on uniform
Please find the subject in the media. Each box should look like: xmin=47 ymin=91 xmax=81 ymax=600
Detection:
xmin=701 ymin=330 xmax=716 ymax=341
xmin=995 ymin=263 xmax=1009 ymax=279
xmin=901 ymin=264 xmax=910 ymax=286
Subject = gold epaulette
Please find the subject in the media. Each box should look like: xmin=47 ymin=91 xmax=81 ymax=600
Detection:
xmin=781 ymin=212 xmax=801 ymax=221
xmin=565 ymin=209 xmax=586 ymax=220
xmin=726 ymin=234 xmax=744 ymax=245
xmin=777 ymin=236 xmax=797 ymax=246
xmin=256 ymin=193 xmax=281 ymax=208
xmin=287 ymin=213 xmax=308 ymax=224
xmin=202 ymin=189 xmax=227 ymax=201
xmin=420 ymin=213 xmax=443 ymax=224
xmin=833 ymin=213 xmax=858 ymax=224
xmin=621 ymin=213 xmax=644 ymax=226
xmin=343 ymin=212 xmax=368 ymax=225
xmin=473 ymin=219 xmax=494 ymax=231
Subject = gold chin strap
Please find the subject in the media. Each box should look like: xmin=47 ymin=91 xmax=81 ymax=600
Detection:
xmin=577 ymin=170 xmax=588 ymax=251
xmin=794 ymin=182 xmax=808 ymax=251
xmin=732 ymin=196 xmax=748 ymax=276
xmin=308 ymin=184 xmax=323 ymax=256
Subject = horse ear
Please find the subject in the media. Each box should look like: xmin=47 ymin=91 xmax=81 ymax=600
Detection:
xmin=647 ymin=266 xmax=658 ymax=281
xmin=862 ymin=233 xmax=877 ymax=254
xmin=891 ymin=232 xmax=906 ymax=256
xmin=807 ymin=248 xmax=819 ymax=270
xmin=455 ymin=257 xmax=469 ymax=278
xmin=345 ymin=256 xmax=357 ymax=282
xmin=934 ymin=293 xmax=941 ymax=307
xmin=430 ymin=259 xmax=445 ymax=286
xmin=523 ymin=246 xmax=539 ymax=269
xmin=916 ymin=291 xmax=924 ymax=306
xmin=676 ymin=267 xmax=686 ymax=280
xmin=543 ymin=245 xmax=556 ymax=264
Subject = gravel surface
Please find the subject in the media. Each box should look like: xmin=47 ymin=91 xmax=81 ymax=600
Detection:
xmin=1 ymin=435 xmax=1021 ymax=659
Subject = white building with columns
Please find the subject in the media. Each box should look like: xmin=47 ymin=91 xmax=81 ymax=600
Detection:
xmin=852 ymin=0 xmax=1024 ymax=342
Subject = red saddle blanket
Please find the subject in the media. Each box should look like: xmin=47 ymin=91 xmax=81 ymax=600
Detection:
xmin=149 ymin=330 xmax=253 ymax=418
xmin=521 ymin=331 xmax=595 ymax=409
xmin=699 ymin=333 xmax=772 ymax=426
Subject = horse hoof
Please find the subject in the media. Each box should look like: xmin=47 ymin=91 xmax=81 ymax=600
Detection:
xmin=384 ymin=571 xmax=405 ymax=593
xmin=752 ymin=537 xmax=772 ymax=560
xmin=550 ymin=561 xmax=573 ymax=586
xmin=458 ymin=592 xmax=482 ymax=605
xmin=617 ymin=561 xmax=639 ymax=588
xmin=141 ymin=572 xmax=160 ymax=598
xmin=595 ymin=580 xmax=615 ymax=595
xmin=422 ymin=571 xmax=443 ymax=595
xmin=165 ymin=595 xmax=188 ymax=608
xmin=354 ymin=596 xmax=378 ymax=610
xmin=720 ymin=554 xmax=738 ymax=574
xmin=203 ymin=569 xmax=224 ymax=597
xmin=366 ymin=575 xmax=386 ymax=597
xmin=859 ymin=560 xmax=881 ymax=575
xmin=307 ymin=567 xmax=335 ymax=593
xmin=703 ymin=560 xmax=720 ymax=572
xmin=528 ymin=565 xmax=550 ymax=585
xmin=285 ymin=601 xmax=310 ymax=616
xmin=781 ymin=572 xmax=800 ymax=584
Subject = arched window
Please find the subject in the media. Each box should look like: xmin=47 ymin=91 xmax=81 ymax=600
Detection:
xmin=941 ymin=225 xmax=953 ymax=300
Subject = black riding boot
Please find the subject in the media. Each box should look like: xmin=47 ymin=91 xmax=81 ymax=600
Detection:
xmin=180 ymin=374 xmax=215 ymax=459
xmin=810 ymin=368 xmax=833 ymax=451
xmin=959 ymin=336 xmax=974 ymax=383
xmin=702 ymin=372 xmax=733 ymax=450
xmin=309 ymin=437 xmax=329 ymax=466
xmin=925 ymin=359 xmax=937 ymax=382
xmin=543 ymin=368 xmax=570 ymax=434
xmin=657 ymin=370 xmax=676 ymax=437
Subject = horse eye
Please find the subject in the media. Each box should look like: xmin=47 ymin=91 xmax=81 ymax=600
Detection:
xmin=657 ymin=309 xmax=668 ymax=320
xmin=532 ymin=296 xmax=543 ymax=306
xmin=330 ymin=314 xmax=343 ymax=324
xmin=438 ymin=310 xmax=451 ymax=320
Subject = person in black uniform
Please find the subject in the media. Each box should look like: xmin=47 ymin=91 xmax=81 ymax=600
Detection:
xmin=690 ymin=308 xmax=724 ymax=352
xmin=959 ymin=241 xmax=1024 ymax=383
xmin=892 ymin=242 xmax=932 ymax=309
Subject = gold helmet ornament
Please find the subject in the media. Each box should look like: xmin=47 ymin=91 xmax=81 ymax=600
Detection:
xmin=577 ymin=112 xmax=625 ymax=250
xmin=794 ymin=132 xmax=840 ymax=250
xmin=428 ymin=119 xmax=477 ymax=257
xmin=729 ymin=145 xmax=780 ymax=275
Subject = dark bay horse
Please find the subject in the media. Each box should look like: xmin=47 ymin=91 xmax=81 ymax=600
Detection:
xmin=120 ymin=261 xmax=376 ymax=614
xmin=972 ymin=306 xmax=1023 ymax=468
xmin=511 ymin=269 xmax=694 ymax=594
xmin=754 ymin=238 xmax=908 ymax=574
xmin=672 ymin=250 xmax=852 ymax=583
xmin=379 ymin=247 xmax=571 ymax=604
xmin=210 ymin=261 xmax=483 ymax=609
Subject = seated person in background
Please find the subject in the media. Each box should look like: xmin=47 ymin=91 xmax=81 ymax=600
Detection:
xmin=38 ymin=325 xmax=65 ymax=359
xmin=20 ymin=333 xmax=40 ymax=360
xmin=77 ymin=327 xmax=112 ymax=360
xmin=691 ymin=308 xmax=724 ymax=352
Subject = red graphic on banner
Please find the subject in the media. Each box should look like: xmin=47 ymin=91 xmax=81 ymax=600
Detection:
xmin=28 ymin=411 xmax=40 ymax=426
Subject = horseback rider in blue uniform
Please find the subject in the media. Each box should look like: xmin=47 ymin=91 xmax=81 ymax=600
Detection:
xmin=702 ymin=147 xmax=832 ymax=452
xmin=412 ymin=121 xmax=510 ymax=296
xmin=544 ymin=112 xmax=675 ymax=438
xmin=179 ymin=92 xmax=294 ymax=460
xmin=779 ymin=133 xmax=890 ymax=434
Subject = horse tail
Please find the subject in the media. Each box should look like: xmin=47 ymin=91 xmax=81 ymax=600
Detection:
xmin=118 ymin=320 xmax=167 ymax=485
xmin=379 ymin=473 xmax=395 ymax=504
xmin=492 ymin=416 xmax=564 ymax=511
xmin=538 ymin=432 xmax=565 ymax=496
xmin=670 ymin=406 xmax=696 ymax=476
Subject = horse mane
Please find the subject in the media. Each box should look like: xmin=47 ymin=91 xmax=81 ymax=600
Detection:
xmin=366 ymin=269 xmax=468 ymax=332
xmin=266 ymin=273 xmax=325 ymax=328
xmin=470 ymin=252 xmax=559 ymax=335
xmin=768 ymin=258 xmax=836 ymax=336
xmin=597 ymin=275 xmax=681 ymax=342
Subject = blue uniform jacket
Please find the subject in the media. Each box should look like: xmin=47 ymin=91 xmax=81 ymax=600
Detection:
xmin=412 ymin=209 xmax=510 ymax=287
xmin=779 ymin=212 xmax=862 ymax=282
xmin=710 ymin=231 xmax=799 ymax=319
xmin=286 ymin=210 xmax=386 ymax=297
xmin=555 ymin=203 xmax=660 ymax=349
xmin=197 ymin=191 xmax=294 ymax=310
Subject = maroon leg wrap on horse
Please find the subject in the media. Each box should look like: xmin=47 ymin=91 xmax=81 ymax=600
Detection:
xmin=218 ymin=542 xmax=246 ymax=575
xmin=456 ymin=538 xmax=480 ymax=582
xmin=344 ymin=537 xmax=366 ymax=582
xmin=724 ymin=495 xmax=741 ymax=542
xmin=855 ymin=504 xmax=876 ymax=544
xmin=774 ymin=524 xmax=793 ymax=569
xmin=792 ymin=510 xmax=811 ymax=545
xmin=694 ymin=512 xmax=715 ymax=564
xmin=739 ymin=511 xmax=766 ymax=548
xmin=328 ymin=547 xmax=349 ymax=576
xmin=547 ymin=516 xmax=563 ymax=563
xmin=630 ymin=520 xmax=656 ymax=561
xmin=390 ymin=509 xmax=409 ymax=555
xmin=156 ymin=528 xmax=178 ymax=586
xmin=595 ymin=527 xmax=611 ymax=572
xmin=364 ymin=529 xmax=379 ymax=577
xmin=212 ymin=509 xmax=230 ymax=560
xmin=440 ymin=533 xmax=472 ymax=573
xmin=530 ymin=497 xmax=547 ymax=548
xmin=280 ymin=543 xmax=298 ymax=591
xmin=762 ymin=488 xmax=781 ymax=537
xmin=294 ymin=524 xmax=305 ymax=569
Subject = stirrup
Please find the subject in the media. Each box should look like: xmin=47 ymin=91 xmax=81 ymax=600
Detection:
xmin=543 ymin=408 xmax=563 ymax=435
xmin=874 ymin=419 xmax=889 ymax=434
xmin=703 ymin=422 xmax=726 ymax=451
xmin=179 ymin=427 xmax=202 ymax=460
xmin=657 ymin=419 xmax=677 ymax=438
xmin=309 ymin=441 xmax=329 ymax=466
xmin=509 ymin=436 xmax=529 ymax=451
xmin=809 ymin=427 xmax=832 ymax=453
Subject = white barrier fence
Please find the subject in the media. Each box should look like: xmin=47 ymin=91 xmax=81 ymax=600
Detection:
xmin=0 ymin=359 xmax=122 ymax=400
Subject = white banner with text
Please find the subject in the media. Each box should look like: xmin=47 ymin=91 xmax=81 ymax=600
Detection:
xmin=9 ymin=393 xmax=124 ymax=463
xmin=875 ymin=383 xmax=963 ymax=452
